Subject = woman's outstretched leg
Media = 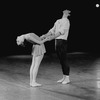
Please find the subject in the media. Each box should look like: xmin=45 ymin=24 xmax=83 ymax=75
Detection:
xmin=31 ymin=54 xmax=44 ymax=87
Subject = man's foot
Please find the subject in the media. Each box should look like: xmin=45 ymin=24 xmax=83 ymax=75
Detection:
xmin=62 ymin=77 xmax=70 ymax=84
xmin=57 ymin=77 xmax=65 ymax=83
xmin=30 ymin=82 xmax=42 ymax=87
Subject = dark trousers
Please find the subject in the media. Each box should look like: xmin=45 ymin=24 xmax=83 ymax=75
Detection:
xmin=55 ymin=39 xmax=70 ymax=75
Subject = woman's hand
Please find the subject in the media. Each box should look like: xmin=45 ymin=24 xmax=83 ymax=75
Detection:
xmin=46 ymin=36 xmax=51 ymax=41
xmin=40 ymin=35 xmax=46 ymax=40
xmin=40 ymin=36 xmax=50 ymax=43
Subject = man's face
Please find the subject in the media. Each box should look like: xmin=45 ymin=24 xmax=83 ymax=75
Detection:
xmin=63 ymin=13 xmax=68 ymax=18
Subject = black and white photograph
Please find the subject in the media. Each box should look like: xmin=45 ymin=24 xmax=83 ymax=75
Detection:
xmin=0 ymin=0 xmax=100 ymax=100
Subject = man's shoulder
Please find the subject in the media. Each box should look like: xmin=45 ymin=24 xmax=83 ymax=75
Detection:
xmin=55 ymin=19 xmax=60 ymax=22
xmin=55 ymin=18 xmax=69 ymax=24
xmin=55 ymin=19 xmax=63 ymax=24
xmin=58 ymin=18 xmax=68 ymax=22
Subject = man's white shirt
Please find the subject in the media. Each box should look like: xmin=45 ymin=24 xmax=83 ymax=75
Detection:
xmin=49 ymin=17 xmax=70 ymax=40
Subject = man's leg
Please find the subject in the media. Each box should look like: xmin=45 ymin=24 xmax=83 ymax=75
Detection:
xmin=60 ymin=54 xmax=70 ymax=84
xmin=56 ymin=39 xmax=70 ymax=84
xmin=57 ymin=51 xmax=70 ymax=84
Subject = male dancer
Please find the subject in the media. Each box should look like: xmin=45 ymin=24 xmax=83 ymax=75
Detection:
xmin=41 ymin=9 xmax=71 ymax=84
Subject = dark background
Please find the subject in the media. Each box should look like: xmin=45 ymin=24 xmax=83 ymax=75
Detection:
xmin=0 ymin=0 xmax=100 ymax=56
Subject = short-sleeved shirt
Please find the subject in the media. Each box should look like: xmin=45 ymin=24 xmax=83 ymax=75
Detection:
xmin=49 ymin=18 xmax=70 ymax=40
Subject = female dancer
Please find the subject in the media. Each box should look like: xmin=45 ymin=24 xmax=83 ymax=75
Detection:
xmin=17 ymin=33 xmax=47 ymax=87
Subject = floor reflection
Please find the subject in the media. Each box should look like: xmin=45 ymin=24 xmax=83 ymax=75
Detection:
xmin=0 ymin=53 xmax=100 ymax=100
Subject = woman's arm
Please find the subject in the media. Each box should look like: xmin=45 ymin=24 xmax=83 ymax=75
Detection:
xmin=47 ymin=32 xmax=61 ymax=41
xmin=41 ymin=32 xmax=61 ymax=43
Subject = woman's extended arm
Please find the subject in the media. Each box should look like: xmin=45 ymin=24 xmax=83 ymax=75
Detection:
xmin=41 ymin=31 xmax=61 ymax=43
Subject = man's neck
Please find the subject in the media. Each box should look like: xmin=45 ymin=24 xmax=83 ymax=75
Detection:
xmin=62 ymin=16 xmax=67 ymax=19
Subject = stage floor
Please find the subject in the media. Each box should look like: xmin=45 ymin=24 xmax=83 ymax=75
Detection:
xmin=0 ymin=53 xmax=100 ymax=100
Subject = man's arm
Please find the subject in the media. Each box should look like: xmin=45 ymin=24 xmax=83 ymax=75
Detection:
xmin=47 ymin=32 xmax=61 ymax=41
xmin=42 ymin=32 xmax=61 ymax=42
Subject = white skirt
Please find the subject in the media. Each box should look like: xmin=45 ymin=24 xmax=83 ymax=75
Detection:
xmin=32 ymin=44 xmax=46 ymax=56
